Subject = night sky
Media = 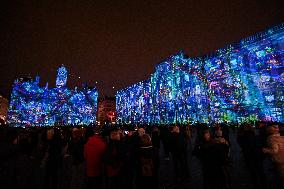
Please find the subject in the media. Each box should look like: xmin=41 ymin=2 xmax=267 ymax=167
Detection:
xmin=1 ymin=0 xmax=284 ymax=99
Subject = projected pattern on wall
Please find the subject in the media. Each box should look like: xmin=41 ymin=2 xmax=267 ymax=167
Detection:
xmin=8 ymin=66 xmax=98 ymax=126
xmin=116 ymin=23 xmax=284 ymax=124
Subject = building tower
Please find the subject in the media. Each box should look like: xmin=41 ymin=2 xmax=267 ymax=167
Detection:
xmin=56 ymin=65 xmax=68 ymax=88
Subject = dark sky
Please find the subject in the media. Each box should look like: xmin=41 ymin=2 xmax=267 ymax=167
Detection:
xmin=1 ymin=0 xmax=284 ymax=99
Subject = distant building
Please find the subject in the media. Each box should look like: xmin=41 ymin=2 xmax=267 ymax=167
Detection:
xmin=8 ymin=65 xmax=98 ymax=126
xmin=97 ymin=96 xmax=116 ymax=124
xmin=0 ymin=95 xmax=8 ymax=124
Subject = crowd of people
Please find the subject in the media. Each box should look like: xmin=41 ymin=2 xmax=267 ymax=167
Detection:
xmin=0 ymin=122 xmax=283 ymax=189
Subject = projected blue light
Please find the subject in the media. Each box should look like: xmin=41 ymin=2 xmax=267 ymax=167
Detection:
xmin=116 ymin=23 xmax=284 ymax=124
xmin=8 ymin=65 xmax=98 ymax=126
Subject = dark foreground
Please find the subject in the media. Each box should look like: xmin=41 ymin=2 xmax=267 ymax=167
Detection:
xmin=0 ymin=127 xmax=282 ymax=189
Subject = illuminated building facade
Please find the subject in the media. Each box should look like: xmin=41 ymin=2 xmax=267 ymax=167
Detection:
xmin=116 ymin=23 xmax=284 ymax=124
xmin=97 ymin=96 xmax=116 ymax=124
xmin=0 ymin=95 xmax=8 ymax=124
xmin=8 ymin=65 xmax=98 ymax=126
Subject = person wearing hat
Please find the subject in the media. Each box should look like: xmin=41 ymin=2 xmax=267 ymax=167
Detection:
xmin=263 ymin=124 xmax=284 ymax=187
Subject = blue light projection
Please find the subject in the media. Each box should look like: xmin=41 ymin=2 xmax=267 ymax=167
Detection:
xmin=8 ymin=65 xmax=98 ymax=126
xmin=116 ymin=23 xmax=284 ymax=124
xmin=56 ymin=65 xmax=68 ymax=88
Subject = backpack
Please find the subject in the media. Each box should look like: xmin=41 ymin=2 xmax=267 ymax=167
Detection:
xmin=140 ymin=157 xmax=154 ymax=176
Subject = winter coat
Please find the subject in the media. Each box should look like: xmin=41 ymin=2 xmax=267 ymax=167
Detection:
xmin=170 ymin=132 xmax=187 ymax=156
xmin=136 ymin=145 xmax=159 ymax=189
xmin=137 ymin=146 xmax=159 ymax=177
xmin=104 ymin=140 xmax=124 ymax=177
xmin=69 ymin=137 xmax=84 ymax=165
xmin=84 ymin=135 xmax=106 ymax=177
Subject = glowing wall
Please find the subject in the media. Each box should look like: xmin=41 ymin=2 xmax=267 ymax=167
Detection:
xmin=8 ymin=66 xmax=98 ymax=126
xmin=116 ymin=23 xmax=284 ymax=124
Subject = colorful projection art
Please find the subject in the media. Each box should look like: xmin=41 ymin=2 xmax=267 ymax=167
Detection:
xmin=116 ymin=23 xmax=284 ymax=124
xmin=8 ymin=66 xmax=98 ymax=126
